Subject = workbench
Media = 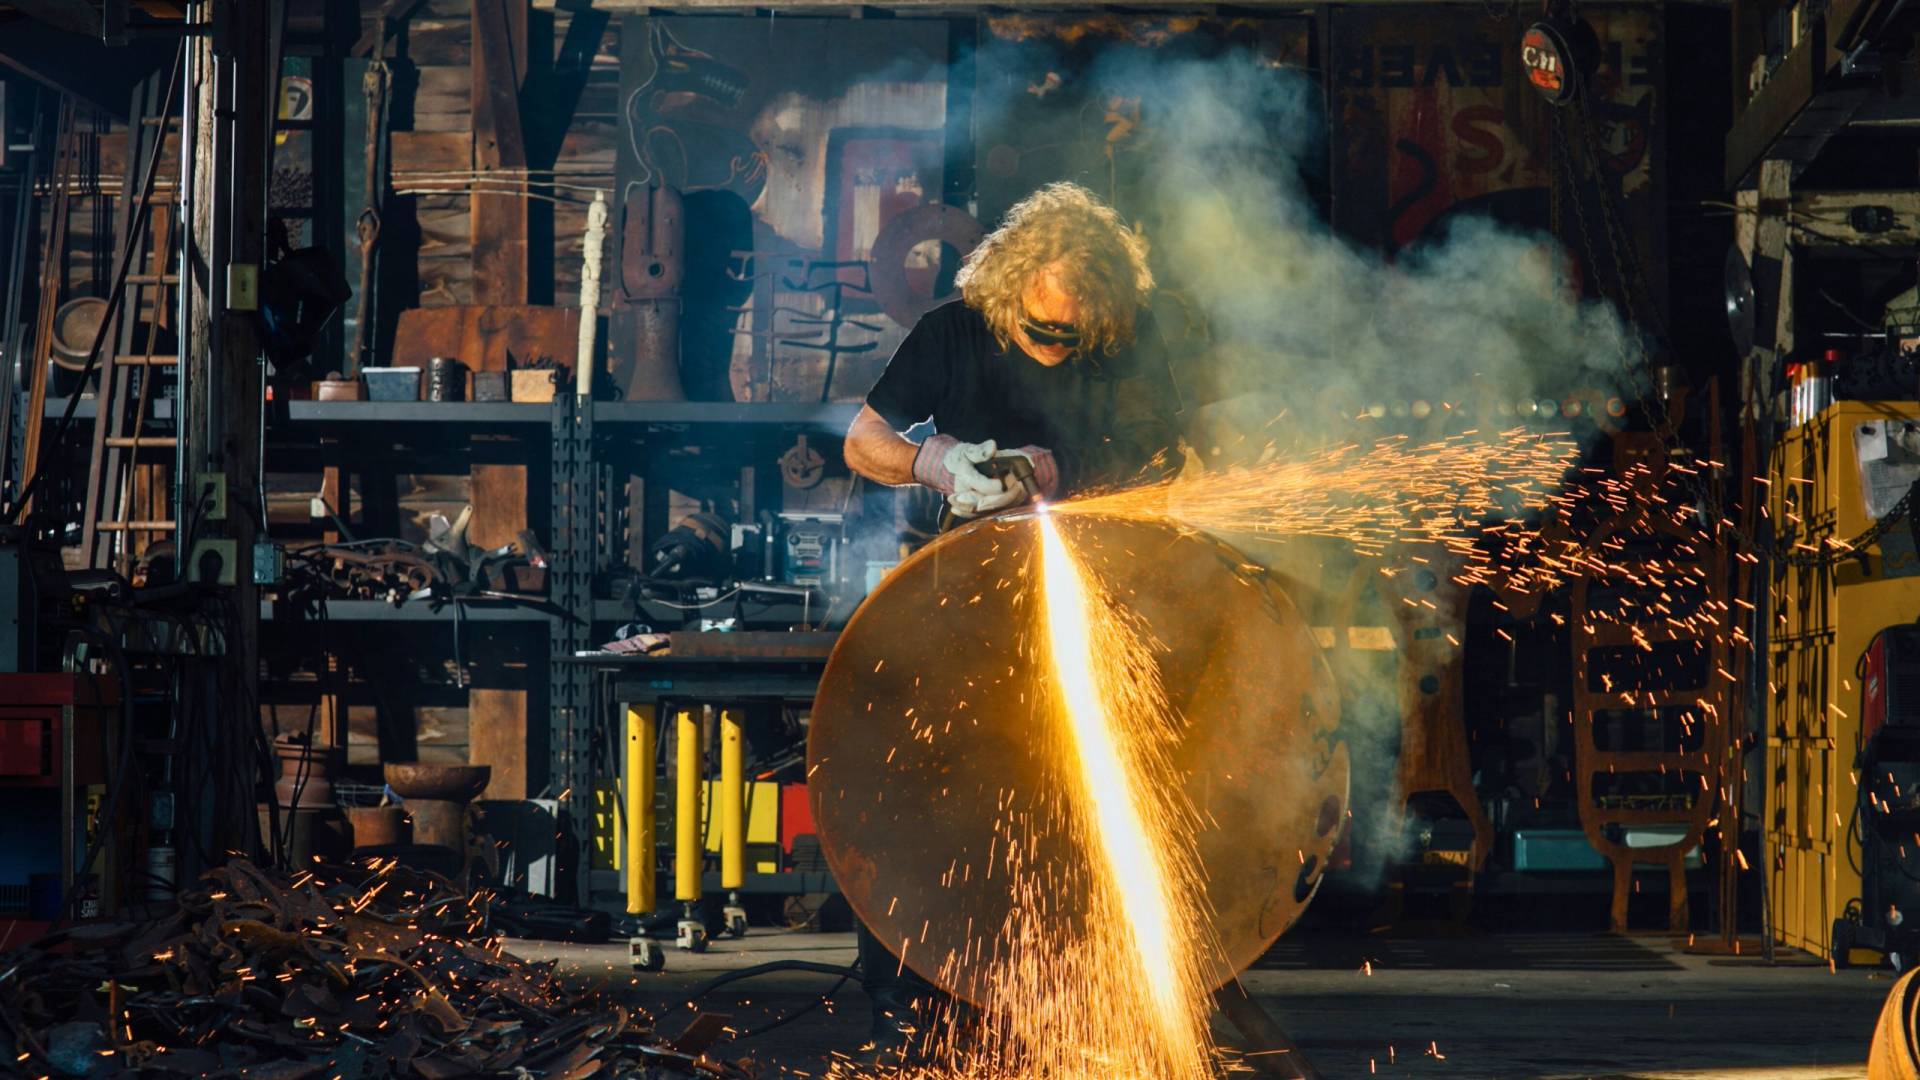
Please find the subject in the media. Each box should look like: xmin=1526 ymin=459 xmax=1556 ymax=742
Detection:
xmin=559 ymin=631 xmax=840 ymax=922
xmin=565 ymin=631 xmax=838 ymax=705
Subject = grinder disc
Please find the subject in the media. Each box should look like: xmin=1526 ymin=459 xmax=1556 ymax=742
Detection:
xmin=808 ymin=512 xmax=1349 ymax=999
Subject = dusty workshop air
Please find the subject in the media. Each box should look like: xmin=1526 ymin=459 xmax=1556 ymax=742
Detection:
xmin=0 ymin=1 xmax=1918 ymax=1079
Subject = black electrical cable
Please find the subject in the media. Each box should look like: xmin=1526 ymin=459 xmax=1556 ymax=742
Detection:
xmin=680 ymin=960 xmax=865 ymax=1000
xmin=732 ymin=972 xmax=853 ymax=1041
xmin=278 ymin=696 xmax=323 ymax=864
xmin=670 ymin=958 xmax=866 ymax=1041
xmin=277 ymin=592 xmax=337 ymax=867
xmin=222 ymin=585 xmax=277 ymax=862
xmin=5 ymin=41 xmax=186 ymax=525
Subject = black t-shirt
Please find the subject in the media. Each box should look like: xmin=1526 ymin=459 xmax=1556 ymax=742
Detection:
xmin=865 ymin=301 xmax=1179 ymax=496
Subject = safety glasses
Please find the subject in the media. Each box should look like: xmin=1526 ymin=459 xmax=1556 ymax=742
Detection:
xmin=1019 ymin=316 xmax=1083 ymax=350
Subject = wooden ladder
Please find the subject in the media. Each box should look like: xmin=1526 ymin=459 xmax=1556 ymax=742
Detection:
xmin=81 ymin=73 xmax=180 ymax=574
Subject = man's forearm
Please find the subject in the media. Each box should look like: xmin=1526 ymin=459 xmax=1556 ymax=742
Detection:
xmin=845 ymin=405 xmax=922 ymax=486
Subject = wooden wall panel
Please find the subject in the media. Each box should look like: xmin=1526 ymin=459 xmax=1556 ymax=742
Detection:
xmin=376 ymin=10 xmax=622 ymax=316
xmin=413 ymin=66 xmax=475 ymax=133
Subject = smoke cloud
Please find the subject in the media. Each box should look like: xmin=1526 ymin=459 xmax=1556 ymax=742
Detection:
xmin=969 ymin=42 xmax=1640 ymax=888
xmin=1075 ymin=48 xmax=1637 ymax=438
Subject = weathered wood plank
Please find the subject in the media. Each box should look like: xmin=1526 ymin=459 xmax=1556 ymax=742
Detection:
xmin=402 ymin=18 xmax=471 ymax=66
xmin=345 ymin=704 xmax=472 ymax=766
xmin=471 ymin=0 xmax=530 ymax=305
xmin=468 ymin=460 xmax=528 ymax=544
xmin=416 ymin=705 xmax=472 ymax=750
xmin=392 ymin=126 xmax=610 ymax=186
xmin=391 ymin=305 xmax=580 ymax=369
xmin=411 ymin=65 xmax=476 ymax=132
xmin=468 ymin=688 xmax=528 ymax=798
xmin=417 ymin=203 xmax=474 ymax=261
xmin=417 ymin=269 xmax=475 ymax=307
xmin=391 ymin=129 xmax=472 ymax=174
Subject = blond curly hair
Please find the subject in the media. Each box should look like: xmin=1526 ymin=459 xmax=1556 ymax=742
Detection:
xmin=956 ymin=182 xmax=1154 ymax=356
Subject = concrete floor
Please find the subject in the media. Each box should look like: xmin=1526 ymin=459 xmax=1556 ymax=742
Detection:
xmin=511 ymin=929 xmax=1895 ymax=1079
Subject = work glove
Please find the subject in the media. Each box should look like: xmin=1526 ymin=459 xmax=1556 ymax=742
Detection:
xmin=913 ymin=435 xmax=1010 ymax=501
xmin=946 ymin=485 xmax=1028 ymax=520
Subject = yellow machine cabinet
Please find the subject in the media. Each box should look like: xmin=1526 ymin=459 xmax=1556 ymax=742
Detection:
xmin=1768 ymin=401 xmax=1920 ymax=957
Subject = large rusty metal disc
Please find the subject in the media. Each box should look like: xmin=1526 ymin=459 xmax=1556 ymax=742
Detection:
xmin=809 ymin=512 xmax=1349 ymax=998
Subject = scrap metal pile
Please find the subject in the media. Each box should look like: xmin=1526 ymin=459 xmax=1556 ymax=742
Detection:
xmin=0 ymin=859 xmax=746 ymax=1079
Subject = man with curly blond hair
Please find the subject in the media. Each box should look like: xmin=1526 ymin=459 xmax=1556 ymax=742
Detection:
xmin=841 ymin=183 xmax=1180 ymax=1064
xmin=846 ymin=182 xmax=1179 ymax=520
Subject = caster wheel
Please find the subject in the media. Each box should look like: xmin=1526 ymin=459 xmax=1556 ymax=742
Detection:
xmin=677 ymin=920 xmax=708 ymax=953
xmin=630 ymin=937 xmax=667 ymax=972
xmin=724 ymin=905 xmax=749 ymax=938
xmin=1832 ymin=919 xmax=1856 ymax=969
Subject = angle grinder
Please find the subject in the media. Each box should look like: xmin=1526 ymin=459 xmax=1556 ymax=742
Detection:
xmin=938 ymin=452 xmax=1041 ymax=531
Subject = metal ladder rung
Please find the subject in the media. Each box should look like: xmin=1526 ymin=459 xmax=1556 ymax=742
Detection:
xmin=114 ymin=354 xmax=178 ymax=367
xmin=103 ymin=436 xmax=177 ymax=449
xmin=125 ymin=273 xmax=178 ymax=285
xmin=96 ymin=521 xmax=176 ymax=532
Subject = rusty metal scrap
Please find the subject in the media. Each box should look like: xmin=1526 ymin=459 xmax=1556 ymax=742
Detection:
xmin=0 ymin=859 xmax=748 ymax=1079
xmin=284 ymin=541 xmax=437 ymax=604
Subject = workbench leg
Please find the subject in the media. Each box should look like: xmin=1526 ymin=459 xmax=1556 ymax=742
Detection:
xmin=626 ymin=703 xmax=656 ymax=916
xmin=674 ymin=706 xmax=706 ymax=951
xmin=720 ymin=707 xmax=747 ymax=937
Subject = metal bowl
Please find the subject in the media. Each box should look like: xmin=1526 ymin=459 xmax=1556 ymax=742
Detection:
xmin=50 ymin=297 xmax=109 ymax=371
xmin=383 ymin=763 xmax=491 ymax=802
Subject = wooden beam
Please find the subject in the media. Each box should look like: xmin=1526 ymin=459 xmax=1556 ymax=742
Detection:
xmin=350 ymin=0 xmax=432 ymax=58
xmin=471 ymin=0 xmax=530 ymax=306
xmin=181 ymin=0 xmax=270 ymax=860
xmin=470 ymin=687 xmax=530 ymax=799
xmin=1733 ymin=187 xmax=1761 ymax=415
xmin=467 ymin=0 xmax=533 ymax=813
xmin=1755 ymin=160 xmax=1793 ymax=361
xmin=1790 ymin=190 xmax=1920 ymax=253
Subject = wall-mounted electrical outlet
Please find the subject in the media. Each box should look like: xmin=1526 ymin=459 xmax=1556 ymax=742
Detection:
xmin=186 ymin=539 xmax=237 ymax=586
xmin=196 ymin=473 xmax=228 ymax=522
xmin=227 ymin=264 xmax=259 ymax=312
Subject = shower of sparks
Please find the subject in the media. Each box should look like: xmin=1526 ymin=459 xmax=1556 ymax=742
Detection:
xmin=1054 ymin=428 xmax=1736 ymax=625
xmin=1060 ymin=428 xmax=1579 ymax=562
xmin=857 ymin=512 xmax=1221 ymax=1080
xmin=1033 ymin=509 xmax=1213 ymax=1077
